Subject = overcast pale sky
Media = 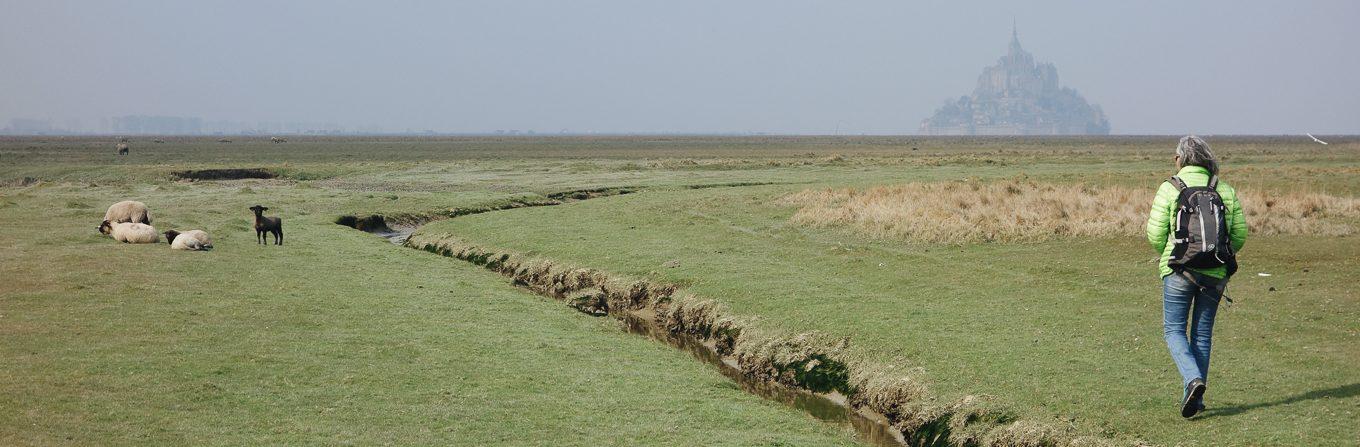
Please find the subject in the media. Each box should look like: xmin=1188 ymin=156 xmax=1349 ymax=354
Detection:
xmin=2 ymin=0 xmax=1357 ymax=134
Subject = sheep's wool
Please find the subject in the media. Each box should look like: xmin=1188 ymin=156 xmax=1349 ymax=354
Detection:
xmin=105 ymin=200 xmax=152 ymax=224
xmin=112 ymin=222 xmax=159 ymax=244
xmin=170 ymin=230 xmax=212 ymax=250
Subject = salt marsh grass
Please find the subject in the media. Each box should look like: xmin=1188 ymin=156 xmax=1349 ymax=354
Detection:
xmin=781 ymin=180 xmax=1360 ymax=243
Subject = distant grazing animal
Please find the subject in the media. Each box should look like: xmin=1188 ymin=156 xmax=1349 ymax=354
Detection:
xmin=270 ymin=136 xmax=288 ymax=143
xmin=117 ymin=143 xmax=129 ymax=155
xmin=218 ymin=138 xmax=233 ymax=143
xmin=249 ymin=205 xmax=283 ymax=245
xmin=103 ymin=200 xmax=152 ymax=225
xmin=99 ymin=220 xmax=159 ymax=244
xmin=164 ymin=229 xmax=213 ymax=251
xmin=152 ymin=139 xmax=165 ymax=144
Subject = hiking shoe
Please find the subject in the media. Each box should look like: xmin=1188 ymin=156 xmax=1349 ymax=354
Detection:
xmin=1181 ymin=378 xmax=1206 ymax=418
xmin=1190 ymin=394 xmax=1206 ymax=415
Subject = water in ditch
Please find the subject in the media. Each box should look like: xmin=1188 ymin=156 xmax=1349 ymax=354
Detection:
xmin=375 ymin=227 xmax=415 ymax=245
xmin=620 ymin=313 xmax=907 ymax=447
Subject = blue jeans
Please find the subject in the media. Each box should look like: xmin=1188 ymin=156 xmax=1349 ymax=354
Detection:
xmin=1163 ymin=272 xmax=1222 ymax=388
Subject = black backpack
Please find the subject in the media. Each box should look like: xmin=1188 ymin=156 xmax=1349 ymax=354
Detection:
xmin=1168 ymin=175 xmax=1237 ymax=277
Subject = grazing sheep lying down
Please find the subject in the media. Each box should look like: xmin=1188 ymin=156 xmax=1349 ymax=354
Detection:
xmin=98 ymin=220 xmax=159 ymax=244
xmin=163 ymin=230 xmax=213 ymax=251
xmin=104 ymin=200 xmax=152 ymax=224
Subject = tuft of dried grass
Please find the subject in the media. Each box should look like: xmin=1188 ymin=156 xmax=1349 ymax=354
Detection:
xmin=780 ymin=180 xmax=1360 ymax=243
xmin=1240 ymin=189 xmax=1360 ymax=236
xmin=733 ymin=331 xmax=853 ymax=394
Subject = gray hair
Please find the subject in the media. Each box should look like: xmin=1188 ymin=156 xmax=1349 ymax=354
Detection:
xmin=1176 ymin=135 xmax=1218 ymax=175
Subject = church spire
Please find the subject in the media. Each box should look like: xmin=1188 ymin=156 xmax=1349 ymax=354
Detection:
xmin=1008 ymin=20 xmax=1023 ymax=59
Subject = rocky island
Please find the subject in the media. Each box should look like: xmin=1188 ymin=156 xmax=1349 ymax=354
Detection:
xmin=921 ymin=28 xmax=1110 ymax=135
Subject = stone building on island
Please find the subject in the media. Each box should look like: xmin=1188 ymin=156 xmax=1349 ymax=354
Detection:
xmin=920 ymin=28 xmax=1110 ymax=135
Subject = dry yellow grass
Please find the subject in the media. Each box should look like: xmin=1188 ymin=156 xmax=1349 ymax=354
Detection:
xmin=780 ymin=179 xmax=1360 ymax=243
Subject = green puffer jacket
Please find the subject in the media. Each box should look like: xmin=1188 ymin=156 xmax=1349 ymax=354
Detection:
xmin=1146 ymin=165 xmax=1248 ymax=278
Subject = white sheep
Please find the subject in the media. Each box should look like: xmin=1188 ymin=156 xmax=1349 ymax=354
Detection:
xmin=104 ymin=200 xmax=152 ymax=224
xmin=163 ymin=229 xmax=213 ymax=251
xmin=98 ymin=220 xmax=160 ymax=244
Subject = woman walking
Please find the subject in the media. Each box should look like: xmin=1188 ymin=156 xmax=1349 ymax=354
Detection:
xmin=1145 ymin=135 xmax=1248 ymax=418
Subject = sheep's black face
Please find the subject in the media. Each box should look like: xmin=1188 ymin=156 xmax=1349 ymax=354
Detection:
xmin=163 ymin=230 xmax=179 ymax=244
xmin=97 ymin=220 xmax=112 ymax=235
xmin=250 ymin=205 xmax=268 ymax=214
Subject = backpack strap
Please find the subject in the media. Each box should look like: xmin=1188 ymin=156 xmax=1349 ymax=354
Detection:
xmin=1168 ymin=176 xmax=1188 ymax=191
xmin=1178 ymin=269 xmax=1223 ymax=290
xmin=1208 ymin=175 xmax=1219 ymax=189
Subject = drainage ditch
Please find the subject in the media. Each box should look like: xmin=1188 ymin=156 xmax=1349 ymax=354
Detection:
xmin=171 ymin=168 xmax=276 ymax=181
xmin=336 ymin=188 xmax=636 ymax=245
xmin=336 ymin=188 xmax=909 ymax=446
xmin=338 ymin=186 xmax=1129 ymax=447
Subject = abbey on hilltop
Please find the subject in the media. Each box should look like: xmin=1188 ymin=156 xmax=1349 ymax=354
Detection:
xmin=920 ymin=27 xmax=1110 ymax=135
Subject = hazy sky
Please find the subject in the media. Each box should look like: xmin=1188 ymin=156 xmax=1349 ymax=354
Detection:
xmin=3 ymin=1 xmax=1358 ymax=134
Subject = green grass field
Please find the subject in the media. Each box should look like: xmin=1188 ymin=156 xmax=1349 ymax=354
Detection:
xmin=2 ymin=136 xmax=1357 ymax=446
